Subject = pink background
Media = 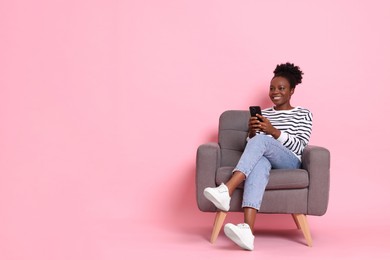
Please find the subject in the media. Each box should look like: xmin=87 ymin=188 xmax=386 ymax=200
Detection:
xmin=1 ymin=0 xmax=390 ymax=259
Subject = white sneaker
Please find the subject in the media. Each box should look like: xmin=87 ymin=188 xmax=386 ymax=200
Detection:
xmin=203 ymin=183 xmax=231 ymax=211
xmin=224 ymin=223 xmax=254 ymax=251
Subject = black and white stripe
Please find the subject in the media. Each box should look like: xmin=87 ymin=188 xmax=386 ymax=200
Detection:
xmin=262 ymin=106 xmax=313 ymax=159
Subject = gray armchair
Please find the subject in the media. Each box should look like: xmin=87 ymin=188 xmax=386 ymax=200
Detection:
xmin=196 ymin=110 xmax=330 ymax=246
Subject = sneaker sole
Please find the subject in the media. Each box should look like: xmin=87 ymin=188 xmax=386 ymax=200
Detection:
xmin=224 ymin=225 xmax=254 ymax=251
xmin=203 ymin=189 xmax=229 ymax=211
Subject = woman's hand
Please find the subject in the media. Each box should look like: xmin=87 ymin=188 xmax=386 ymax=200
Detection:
xmin=248 ymin=115 xmax=262 ymax=138
xmin=257 ymin=115 xmax=281 ymax=139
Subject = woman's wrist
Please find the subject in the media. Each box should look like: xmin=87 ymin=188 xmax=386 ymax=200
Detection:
xmin=271 ymin=129 xmax=281 ymax=139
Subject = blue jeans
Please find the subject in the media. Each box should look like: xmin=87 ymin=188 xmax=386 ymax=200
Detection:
xmin=233 ymin=134 xmax=301 ymax=210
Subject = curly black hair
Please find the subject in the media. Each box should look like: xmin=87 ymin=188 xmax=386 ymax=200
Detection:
xmin=273 ymin=62 xmax=304 ymax=88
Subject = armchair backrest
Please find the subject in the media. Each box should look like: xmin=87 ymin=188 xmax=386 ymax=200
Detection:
xmin=218 ymin=110 xmax=250 ymax=167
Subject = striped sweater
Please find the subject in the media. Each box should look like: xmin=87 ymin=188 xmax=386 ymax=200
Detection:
xmin=260 ymin=106 xmax=313 ymax=160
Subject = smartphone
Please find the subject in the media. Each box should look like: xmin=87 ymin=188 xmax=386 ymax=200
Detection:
xmin=249 ymin=106 xmax=263 ymax=122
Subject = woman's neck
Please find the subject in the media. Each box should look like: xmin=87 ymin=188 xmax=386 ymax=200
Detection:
xmin=274 ymin=104 xmax=294 ymax=111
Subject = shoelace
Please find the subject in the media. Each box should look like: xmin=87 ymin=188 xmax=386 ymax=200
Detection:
xmin=217 ymin=184 xmax=228 ymax=193
xmin=237 ymin=223 xmax=250 ymax=229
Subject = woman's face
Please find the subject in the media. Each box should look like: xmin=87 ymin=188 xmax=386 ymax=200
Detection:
xmin=269 ymin=76 xmax=295 ymax=110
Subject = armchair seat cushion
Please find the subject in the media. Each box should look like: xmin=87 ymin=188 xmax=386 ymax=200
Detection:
xmin=216 ymin=167 xmax=309 ymax=190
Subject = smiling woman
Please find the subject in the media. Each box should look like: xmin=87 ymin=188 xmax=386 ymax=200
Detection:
xmin=203 ymin=62 xmax=313 ymax=251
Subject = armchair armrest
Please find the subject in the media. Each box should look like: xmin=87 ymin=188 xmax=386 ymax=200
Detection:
xmin=301 ymin=145 xmax=331 ymax=216
xmin=196 ymin=142 xmax=221 ymax=211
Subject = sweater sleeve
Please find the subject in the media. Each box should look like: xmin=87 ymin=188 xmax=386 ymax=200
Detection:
xmin=276 ymin=110 xmax=313 ymax=157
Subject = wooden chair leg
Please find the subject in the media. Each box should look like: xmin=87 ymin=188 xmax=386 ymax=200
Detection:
xmin=210 ymin=211 xmax=227 ymax=243
xmin=292 ymin=214 xmax=313 ymax=247
xmin=291 ymin=214 xmax=301 ymax=229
